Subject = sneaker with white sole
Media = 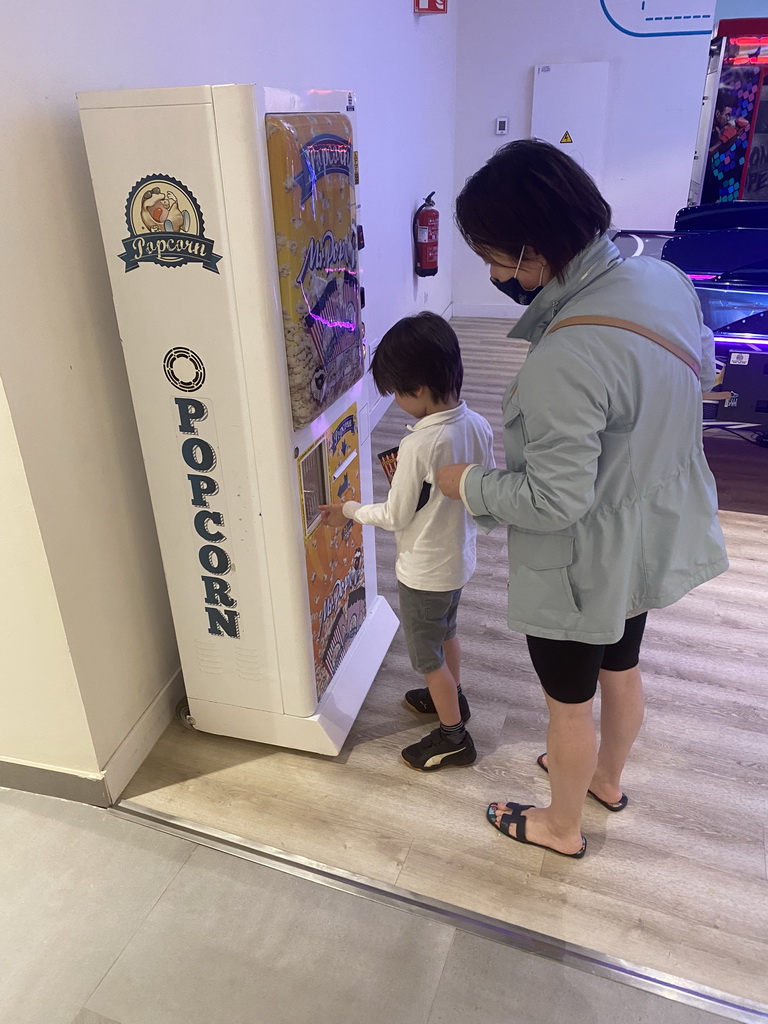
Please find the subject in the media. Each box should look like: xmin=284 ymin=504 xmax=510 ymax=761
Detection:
xmin=403 ymin=687 xmax=471 ymax=722
xmin=401 ymin=728 xmax=477 ymax=771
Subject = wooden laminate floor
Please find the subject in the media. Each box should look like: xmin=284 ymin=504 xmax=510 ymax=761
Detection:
xmin=122 ymin=318 xmax=768 ymax=1006
xmin=703 ymin=432 xmax=768 ymax=517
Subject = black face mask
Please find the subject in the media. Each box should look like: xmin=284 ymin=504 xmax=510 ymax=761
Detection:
xmin=491 ymin=276 xmax=543 ymax=306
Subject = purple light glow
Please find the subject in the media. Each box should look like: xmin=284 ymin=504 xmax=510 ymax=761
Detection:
xmin=301 ymin=283 xmax=356 ymax=331
xmin=714 ymin=333 xmax=768 ymax=345
xmin=689 ymin=273 xmax=718 ymax=281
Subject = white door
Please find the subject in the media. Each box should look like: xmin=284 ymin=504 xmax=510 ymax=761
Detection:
xmin=532 ymin=62 xmax=610 ymax=187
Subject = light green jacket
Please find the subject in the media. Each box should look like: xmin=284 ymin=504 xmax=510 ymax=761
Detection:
xmin=464 ymin=235 xmax=729 ymax=643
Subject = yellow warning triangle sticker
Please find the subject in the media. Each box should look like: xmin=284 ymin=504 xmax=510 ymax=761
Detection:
xmin=560 ymin=131 xmax=573 ymax=144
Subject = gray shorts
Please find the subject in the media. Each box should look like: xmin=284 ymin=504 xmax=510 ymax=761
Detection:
xmin=397 ymin=581 xmax=463 ymax=675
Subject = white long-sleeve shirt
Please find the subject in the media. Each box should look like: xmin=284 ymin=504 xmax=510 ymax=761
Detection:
xmin=343 ymin=402 xmax=494 ymax=590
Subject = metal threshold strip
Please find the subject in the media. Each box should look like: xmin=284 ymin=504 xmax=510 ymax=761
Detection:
xmin=114 ymin=799 xmax=768 ymax=1024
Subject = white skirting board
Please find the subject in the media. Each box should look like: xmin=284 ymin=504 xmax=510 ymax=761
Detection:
xmin=0 ymin=666 xmax=184 ymax=806
xmin=102 ymin=667 xmax=185 ymax=803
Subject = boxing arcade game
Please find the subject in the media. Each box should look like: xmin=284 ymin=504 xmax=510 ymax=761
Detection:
xmin=78 ymin=84 xmax=398 ymax=755
xmin=690 ymin=18 xmax=768 ymax=207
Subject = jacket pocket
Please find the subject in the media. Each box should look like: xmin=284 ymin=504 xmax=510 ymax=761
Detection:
xmin=507 ymin=531 xmax=581 ymax=617
xmin=502 ymin=375 xmax=520 ymax=411
xmin=503 ymin=393 xmax=521 ymax=429
xmin=503 ymin=395 xmax=528 ymax=473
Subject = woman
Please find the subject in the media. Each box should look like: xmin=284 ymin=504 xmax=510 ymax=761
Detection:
xmin=438 ymin=140 xmax=728 ymax=858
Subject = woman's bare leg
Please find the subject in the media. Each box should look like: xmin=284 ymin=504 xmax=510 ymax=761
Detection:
xmin=493 ymin=691 xmax=595 ymax=854
xmin=591 ymin=665 xmax=644 ymax=803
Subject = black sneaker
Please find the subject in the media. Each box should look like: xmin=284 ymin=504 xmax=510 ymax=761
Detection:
xmin=401 ymin=728 xmax=477 ymax=771
xmin=403 ymin=687 xmax=471 ymax=722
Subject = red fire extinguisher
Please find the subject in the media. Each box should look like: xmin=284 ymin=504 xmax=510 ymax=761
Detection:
xmin=414 ymin=191 xmax=439 ymax=277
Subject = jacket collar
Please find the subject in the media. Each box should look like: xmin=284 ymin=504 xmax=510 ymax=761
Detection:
xmin=407 ymin=400 xmax=467 ymax=432
xmin=507 ymin=234 xmax=623 ymax=347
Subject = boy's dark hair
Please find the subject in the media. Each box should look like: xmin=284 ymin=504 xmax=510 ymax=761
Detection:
xmin=455 ymin=138 xmax=612 ymax=280
xmin=371 ymin=312 xmax=463 ymax=403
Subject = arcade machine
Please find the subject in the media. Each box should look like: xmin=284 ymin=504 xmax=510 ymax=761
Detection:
xmin=677 ymin=14 xmax=768 ymax=430
xmin=657 ymin=205 xmax=768 ymax=433
xmin=662 ymin=202 xmax=768 ymax=345
xmin=78 ymin=84 xmax=398 ymax=755
xmin=612 ymin=210 xmax=768 ymax=351
xmin=689 ymin=18 xmax=768 ymax=207
xmin=611 ymin=204 xmax=768 ymax=432
xmin=612 ymin=19 xmax=768 ymax=432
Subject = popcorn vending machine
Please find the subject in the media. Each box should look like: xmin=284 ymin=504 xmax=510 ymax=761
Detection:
xmin=78 ymin=84 xmax=398 ymax=754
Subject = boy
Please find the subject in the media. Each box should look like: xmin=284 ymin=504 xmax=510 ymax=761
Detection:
xmin=320 ymin=312 xmax=494 ymax=770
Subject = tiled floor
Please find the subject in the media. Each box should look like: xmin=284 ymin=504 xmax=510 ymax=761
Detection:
xmin=0 ymin=789 xmax=751 ymax=1024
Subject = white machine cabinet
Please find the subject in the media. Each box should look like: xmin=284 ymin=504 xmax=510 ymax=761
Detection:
xmin=78 ymin=84 xmax=398 ymax=754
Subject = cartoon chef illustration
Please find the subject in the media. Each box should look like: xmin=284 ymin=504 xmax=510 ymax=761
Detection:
xmin=140 ymin=186 xmax=191 ymax=233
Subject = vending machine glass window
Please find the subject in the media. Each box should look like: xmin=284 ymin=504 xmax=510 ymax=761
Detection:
xmin=300 ymin=442 xmax=328 ymax=535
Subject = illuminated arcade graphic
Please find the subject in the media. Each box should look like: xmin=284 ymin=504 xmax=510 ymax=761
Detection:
xmin=699 ymin=26 xmax=768 ymax=204
xmin=705 ymin=65 xmax=761 ymax=203
xmin=267 ymin=114 xmax=363 ymax=428
xmin=745 ymin=77 xmax=768 ymax=201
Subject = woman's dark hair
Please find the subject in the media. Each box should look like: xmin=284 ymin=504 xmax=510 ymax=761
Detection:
xmin=455 ymin=139 xmax=612 ymax=280
xmin=372 ymin=311 xmax=463 ymax=403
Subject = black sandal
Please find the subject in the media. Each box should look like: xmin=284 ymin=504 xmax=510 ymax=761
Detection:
xmin=537 ymin=753 xmax=628 ymax=812
xmin=486 ymin=801 xmax=587 ymax=859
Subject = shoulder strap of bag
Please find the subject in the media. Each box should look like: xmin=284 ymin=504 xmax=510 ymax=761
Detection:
xmin=546 ymin=315 xmax=702 ymax=378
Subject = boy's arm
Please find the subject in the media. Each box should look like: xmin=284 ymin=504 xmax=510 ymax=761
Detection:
xmin=343 ymin=436 xmax=425 ymax=532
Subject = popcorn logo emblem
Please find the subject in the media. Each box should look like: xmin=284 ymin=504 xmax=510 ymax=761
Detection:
xmin=120 ymin=175 xmax=222 ymax=273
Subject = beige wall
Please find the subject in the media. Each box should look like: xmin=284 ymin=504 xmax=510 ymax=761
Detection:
xmin=0 ymin=1 xmax=457 ymax=788
xmin=0 ymin=379 xmax=99 ymax=774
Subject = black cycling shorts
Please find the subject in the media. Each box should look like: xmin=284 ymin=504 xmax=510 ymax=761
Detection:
xmin=526 ymin=613 xmax=648 ymax=705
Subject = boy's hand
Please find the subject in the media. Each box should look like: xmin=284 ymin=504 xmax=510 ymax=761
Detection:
xmin=437 ymin=463 xmax=471 ymax=501
xmin=318 ymin=503 xmax=349 ymax=527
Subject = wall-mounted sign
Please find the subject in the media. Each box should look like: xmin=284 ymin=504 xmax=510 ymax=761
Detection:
xmin=414 ymin=0 xmax=447 ymax=12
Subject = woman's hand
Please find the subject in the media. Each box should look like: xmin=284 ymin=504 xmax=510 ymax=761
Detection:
xmin=437 ymin=463 xmax=471 ymax=501
xmin=318 ymin=503 xmax=349 ymax=528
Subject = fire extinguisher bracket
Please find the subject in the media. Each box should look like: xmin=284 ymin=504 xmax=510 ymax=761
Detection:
xmin=414 ymin=191 xmax=439 ymax=278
